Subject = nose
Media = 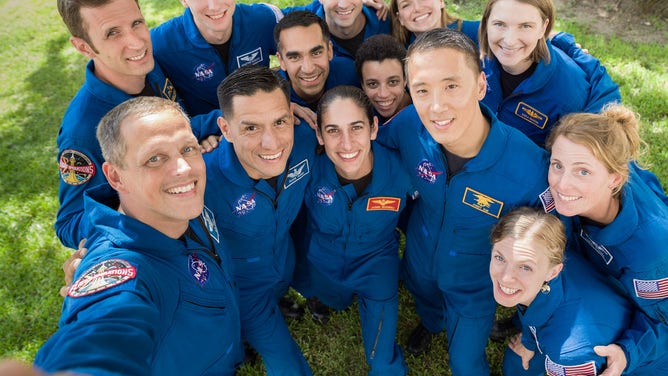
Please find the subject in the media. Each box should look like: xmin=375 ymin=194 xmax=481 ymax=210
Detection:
xmin=301 ymin=55 xmax=315 ymax=73
xmin=378 ymin=84 xmax=389 ymax=98
xmin=430 ymin=92 xmax=447 ymax=113
xmin=126 ymin=28 xmax=146 ymax=50
xmin=340 ymin=130 xmax=353 ymax=149
xmin=261 ymin=127 xmax=279 ymax=150
xmin=207 ymin=0 xmax=217 ymax=10
xmin=175 ymin=156 xmax=192 ymax=175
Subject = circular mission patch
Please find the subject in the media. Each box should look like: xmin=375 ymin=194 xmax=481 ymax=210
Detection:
xmin=59 ymin=149 xmax=96 ymax=185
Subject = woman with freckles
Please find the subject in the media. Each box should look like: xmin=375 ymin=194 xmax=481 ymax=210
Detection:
xmin=546 ymin=104 xmax=668 ymax=375
xmin=293 ymin=86 xmax=411 ymax=375
xmin=489 ymin=207 xmax=637 ymax=376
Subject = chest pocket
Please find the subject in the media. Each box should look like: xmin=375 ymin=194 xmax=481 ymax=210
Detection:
xmin=154 ymin=281 xmax=239 ymax=374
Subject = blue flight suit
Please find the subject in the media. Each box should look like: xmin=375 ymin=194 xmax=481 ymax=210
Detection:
xmin=202 ymin=124 xmax=316 ymax=376
xmin=151 ymin=4 xmax=282 ymax=116
xmin=502 ymin=252 xmax=634 ymax=376
xmin=278 ymin=57 xmax=360 ymax=112
xmin=36 ymin=184 xmax=242 ymax=375
xmin=55 ymin=61 xmax=220 ymax=249
xmin=297 ymin=143 xmax=410 ymax=375
xmin=406 ymin=20 xmax=480 ymax=47
xmin=482 ymin=41 xmax=621 ymax=147
xmin=283 ymin=0 xmax=391 ymax=60
xmin=378 ymin=103 xmax=549 ymax=375
xmin=563 ymin=169 xmax=668 ymax=374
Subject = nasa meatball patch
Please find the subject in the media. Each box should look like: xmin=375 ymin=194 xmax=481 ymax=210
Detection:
xmin=59 ymin=149 xmax=95 ymax=185
xmin=68 ymin=259 xmax=137 ymax=298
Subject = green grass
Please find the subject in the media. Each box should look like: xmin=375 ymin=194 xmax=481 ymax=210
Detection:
xmin=0 ymin=0 xmax=665 ymax=374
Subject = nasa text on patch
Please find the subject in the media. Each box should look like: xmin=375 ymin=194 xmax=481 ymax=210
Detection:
xmin=59 ymin=149 xmax=96 ymax=186
xmin=515 ymin=102 xmax=548 ymax=129
xmin=366 ymin=197 xmax=401 ymax=212
xmin=462 ymin=187 xmax=504 ymax=218
xmin=68 ymin=259 xmax=137 ymax=298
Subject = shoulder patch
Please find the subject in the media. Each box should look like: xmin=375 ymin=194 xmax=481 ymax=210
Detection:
xmin=634 ymin=277 xmax=668 ymax=299
xmin=462 ymin=187 xmax=504 ymax=218
xmin=261 ymin=2 xmax=284 ymax=22
xmin=545 ymin=356 xmax=596 ymax=376
xmin=59 ymin=149 xmax=96 ymax=186
xmin=367 ymin=197 xmax=401 ymax=212
xmin=68 ymin=259 xmax=137 ymax=298
xmin=285 ymin=159 xmax=310 ymax=188
xmin=515 ymin=102 xmax=548 ymax=130
xmin=539 ymin=187 xmax=555 ymax=213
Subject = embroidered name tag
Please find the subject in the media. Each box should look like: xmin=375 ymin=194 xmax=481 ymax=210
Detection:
xmin=161 ymin=78 xmax=177 ymax=101
xmin=462 ymin=187 xmax=504 ymax=218
xmin=285 ymin=159 xmax=310 ymax=188
xmin=366 ymin=197 xmax=401 ymax=212
xmin=237 ymin=47 xmax=263 ymax=67
xmin=515 ymin=102 xmax=548 ymax=130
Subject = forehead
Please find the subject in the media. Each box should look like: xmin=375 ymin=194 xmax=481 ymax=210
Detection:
xmin=407 ymin=47 xmax=474 ymax=80
xmin=228 ymin=89 xmax=291 ymax=121
xmin=279 ymin=24 xmax=326 ymax=51
xmin=362 ymin=59 xmax=404 ymax=78
xmin=321 ymin=98 xmax=366 ymax=121
xmin=495 ymin=237 xmax=544 ymax=264
xmin=122 ymin=111 xmax=192 ymax=148
xmin=80 ymin=0 xmax=141 ymax=30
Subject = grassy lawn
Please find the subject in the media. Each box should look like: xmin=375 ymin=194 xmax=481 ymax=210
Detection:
xmin=0 ymin=0 xmax=665 ymax=374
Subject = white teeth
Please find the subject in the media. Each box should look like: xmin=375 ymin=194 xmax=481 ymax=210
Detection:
xmin=339 ymin=151 xmax=359 ymax=159
xmin=433 ymin=119 xmax=452 ymax=126
xmin=414 ymin=13 xmax=429 ymax=22
xmin=500 ymin=285 xmax=518 ymax=295
xmin=376 ymin=100 xmax=394 ymax=107
xmin=260 ymin=151 xmax=282 ymax=160
xmin=337 ymin=9 xmax=353 ymax=15
xmin=558 ymin=192 xmax=580 ymax=202
xmin=209 ymin=11 xmax=226 ymax=20
xmin=127 ymin=50 xmax=146 ymax=61
xmin=300 ymin=75 xmax=319 ymax=82
xmin=167 ymin=182 xmax=195 ymax=194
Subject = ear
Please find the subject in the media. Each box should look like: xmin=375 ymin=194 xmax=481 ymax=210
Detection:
xmin=315 ymin=127 xmax=325 ymax=146
xmin=609 ymin=172 xmax=624 ymax=191
xmin=476 ymin=71 xmax=487 ymax=101
xmin=179 ymin=0 xmax=189 ymax=7
xmin=327 ymin=40 xmax=334 ymax=61
xmin=277 ymin=51 xmax=287 ymax=71
xmin=70 ymin=36 xmax=95 ymax=59
xmin=102 ymin=162 xmax=128 ymax=193
xmin=546 ymin=262 xmax=563 ymax=282
xmin=397 ymin=12 xmax=404 ymax=27
xmin=370 ymin=116 xmax=379 ymax=141
xmin=541 ymin=18 xmax=550 ymax=37
xmin=217 ymin=116 xmax=233 ymax=143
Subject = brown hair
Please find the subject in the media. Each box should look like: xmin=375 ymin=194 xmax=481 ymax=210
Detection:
xmin=57 ymin=0 xmax=140 ymax=46
xmin=479 ymin=0 xmax=554 ymax=64
xmin=389 ymin=0 xmax=461 ymax=46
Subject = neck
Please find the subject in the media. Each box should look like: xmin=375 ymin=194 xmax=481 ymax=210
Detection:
xmin=584 ymin=196 xmax=621 ymax=226
xmin=328 ymin=15 xmax=366 ymax=39
xmin=93 ymin=62 xmax=146 ymax=95
xmin=118 ymin=204 xmax=189 ymax=240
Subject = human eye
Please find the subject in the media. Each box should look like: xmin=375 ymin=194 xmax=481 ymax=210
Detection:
xmin=183 ymin=145 xmax=200 ymax=156
xmin=446 ymin=83 xmax=459 ymax=90
xmin=275 ymin=118 xmax=289 ymax=128
xmin=493 ymin=254 xmax=504 ymax=263
xmin=352 ymin=124 xmax=365 ymax=132
xmin=325 ymin=127 xmax=339 ymax=134
xmin=146 ymin=155 xmax=164 ymax=166
xmin=550 ymin=162 xmax=562 ymax=170
xmin=520 ymin=264 xmax=533 ymax=272
xmin=132 ymin=19 xmax=145 ymax=27
xmin=243 ymin=125 xmax=257 ymax=132
xmin=388 ymin=79 xmax=401 ymax=87
xmin=414 ymin=88 xmax=428 ymax=96
xmin=365 ymin=81 xmax=379 ymax=89
xmin=313 ymin=49 xmax=323 ymax=57
xmin=106 ymin=28 xmax=120 ymax=38
xmin=577 ymin=169 xmax=590 ymax=176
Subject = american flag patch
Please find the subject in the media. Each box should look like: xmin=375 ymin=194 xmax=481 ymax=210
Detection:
xmin=545 ymin=356 xmax=596 ymax=376
xmin=540 ymin=187 xmax=555 ymax=213
xmin=634 ymin=277 xmax=668 ymax=299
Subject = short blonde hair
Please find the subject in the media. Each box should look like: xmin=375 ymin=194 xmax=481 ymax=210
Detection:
xmin=545 ymin=104 xmax=646 ymax=197
xmin=490 ymin=207 xmax=565 ymax=267
xmin=479 ymin=0 xmax=554 ymax=64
